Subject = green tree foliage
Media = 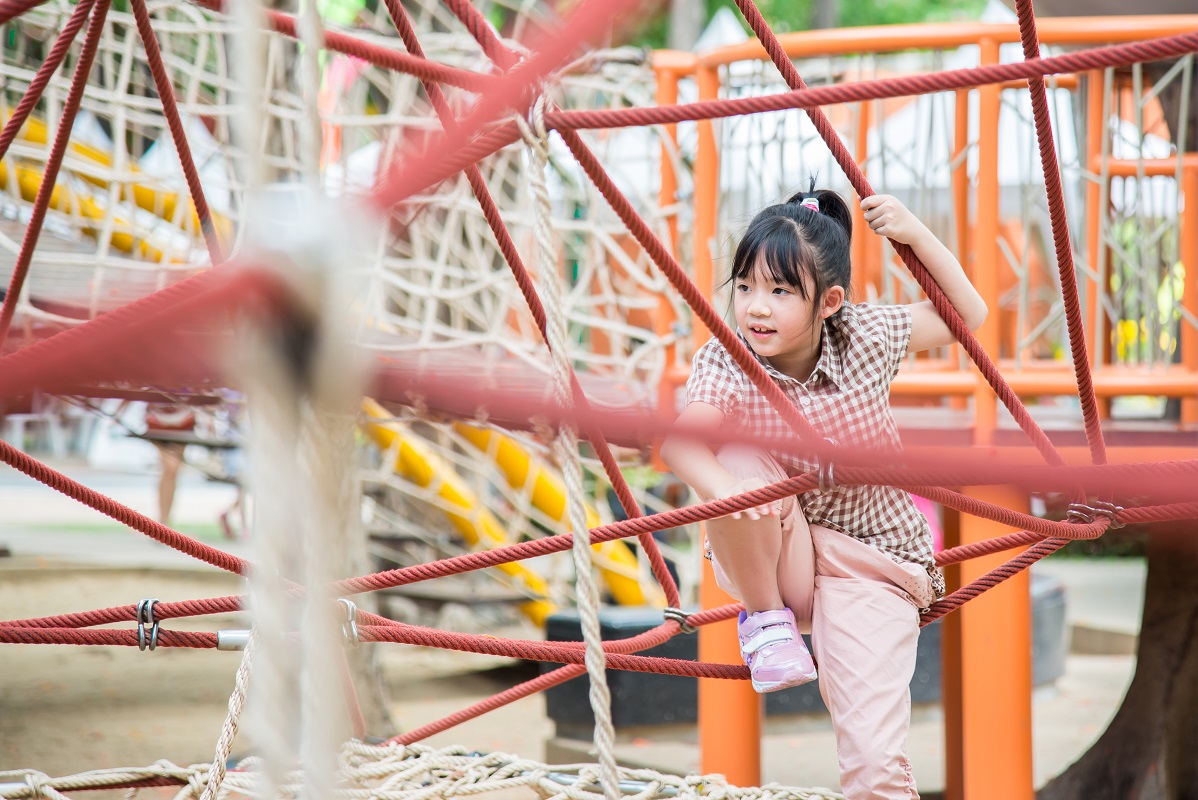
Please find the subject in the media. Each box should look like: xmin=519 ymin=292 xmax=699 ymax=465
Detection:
xmin=630 ymin=0 xmax=988 ymax=50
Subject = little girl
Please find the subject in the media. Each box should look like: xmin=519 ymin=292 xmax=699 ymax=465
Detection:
xmin=660 ymin=187 xmax=986 ymax=800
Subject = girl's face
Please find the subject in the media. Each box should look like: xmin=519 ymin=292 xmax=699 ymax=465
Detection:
xmin=733 ymin=259 xmax=841 ymax=378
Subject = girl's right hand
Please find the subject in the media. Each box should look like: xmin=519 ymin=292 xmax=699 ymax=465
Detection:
xmin=861 ymin=194 xmax=928 ymax=246
xmin=717 ymin=476 xmax=782 ymax=520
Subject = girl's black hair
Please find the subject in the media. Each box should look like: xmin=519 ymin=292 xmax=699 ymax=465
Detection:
xmin=728 ymin=180 xmax=854 ymax=305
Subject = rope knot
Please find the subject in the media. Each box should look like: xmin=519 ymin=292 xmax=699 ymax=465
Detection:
xmin=24 ymin=772 xmax=47 ymax=798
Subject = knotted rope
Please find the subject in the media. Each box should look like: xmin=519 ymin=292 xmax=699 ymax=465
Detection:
xmin=518 ymin=93 xmax=621 ymax=800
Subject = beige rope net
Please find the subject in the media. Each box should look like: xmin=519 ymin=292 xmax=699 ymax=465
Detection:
xmin=0 ymin=742 xmax=845 ymax=800
xmin=0 ymin=0 xmax=700 ymax=612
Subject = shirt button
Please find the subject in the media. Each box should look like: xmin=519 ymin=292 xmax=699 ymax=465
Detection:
xmin=800 ymin=396 xmax=812 ymax=407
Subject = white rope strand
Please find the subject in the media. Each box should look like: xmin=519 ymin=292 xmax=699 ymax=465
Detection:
xmin=200 ymin=632 xmax=257 ymax=800
xmin=518 ymin=95 xmax=620 ymax=800
xmin=295 ymin=0 xmax=325 ymax=184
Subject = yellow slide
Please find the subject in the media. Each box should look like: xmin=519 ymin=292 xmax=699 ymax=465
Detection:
xmin=2 ymin=113 xmax=235 ymax=259
xmin=450 ymin=422 xmax=663 ymax=608
xmin=360 ymin=399 xmax=665 ymax=625
xmin=360 ymin=398 xmax=556 ymax=625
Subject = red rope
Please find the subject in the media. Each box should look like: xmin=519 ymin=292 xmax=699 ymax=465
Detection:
xmin=438 ymin=0 xmax=518 ymax=71
xmin=0 ymin=0 xmax=53 ymax=26
xmin=0 ymin=0 xmax=110 ymax=351
xmin=186 ymin=0 xmax=498 ymax=92
xmin=0 ymin=440 xmax=247 ymax=574
xmin=0 ymin=0 xmax=93 ymax=165
xmin=551 ymin=33 xmax=1198 ymax=133
xmin=434 ymin=0 xmax=681 ymax=607
xmin=0 ymin=627 xmax=216 ymax=648
xmin=369 ymin=0 xmax=644 ymax=212
xmin=922 ymin=538 xmax=1068 ymax=625
xmin=388 ymin=33 xmax=1198 ymax=224
xmin=381 ymin=0 xmax=679 ymax=608
xmin=130 ymin=0 xmax=224 ymax=264
xmin=733 ymin=0 xmax=1064 ymax=469
xmin=0 ymin=0 xmax=1190 ymax=744
xmin=1012 ymin=0 xmax=1107 ymax=468
xmin=360 ymin=625 xmax=745 ymax=679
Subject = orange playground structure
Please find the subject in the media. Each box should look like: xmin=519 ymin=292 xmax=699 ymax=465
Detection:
xmin=651 ymin=15 xmax=1198 ymax=798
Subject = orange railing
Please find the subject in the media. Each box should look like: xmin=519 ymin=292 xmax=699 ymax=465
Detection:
xmin=654 ymin=16 xmax=1198 ymax=450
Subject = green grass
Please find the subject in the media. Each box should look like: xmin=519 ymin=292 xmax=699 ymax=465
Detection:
xmin=24 ymin=521 xmax=228 ymax=543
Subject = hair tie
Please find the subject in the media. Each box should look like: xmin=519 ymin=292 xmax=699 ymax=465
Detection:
xmin=799 ymin=196 xmax=819 ymax=213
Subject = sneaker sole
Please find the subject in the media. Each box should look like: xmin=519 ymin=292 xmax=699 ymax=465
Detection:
xmin=751 ymin=668 xmax=818 ymax=693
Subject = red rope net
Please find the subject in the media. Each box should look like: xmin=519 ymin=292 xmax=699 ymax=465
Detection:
xmin=0 ymin=0 xmax=1195 ymax=752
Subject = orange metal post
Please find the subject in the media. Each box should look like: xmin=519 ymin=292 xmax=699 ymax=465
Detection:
xmin=851 ymin=100 xmax=873 ymax=299
xmin=694 ymin=62 xmax=762 ymax=787
xmin=699 ymin=559 xmax=762 ymax=785
xmin=941 ymin=485 xmax=1034 ymax=800
xmin=950 ymin=87 xmax=972 ymax=411
xmin=1084 ymin=71 xmax=1109 ymax=403
xmin=972 ymin=39 xmax=1001 ymax=446
xmin=953 ymin=89 xmax=970 ymax=264
xmin=692 ymin=65 xmax=720 ymax=349
xmin=653 ymin=54 xmax=692 ymax=424
xmin=941 ymin=38 xmax=1034 ymax=800
xmin=1182 ymin=164 xmax=1198 ymax=426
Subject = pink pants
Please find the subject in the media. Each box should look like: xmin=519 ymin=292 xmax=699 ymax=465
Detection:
xmin=710 ymin=446 xmax=933 ymax=800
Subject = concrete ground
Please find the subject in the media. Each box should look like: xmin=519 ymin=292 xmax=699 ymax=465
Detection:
xmin=0 ymin=455 xmax=1147 ymax=796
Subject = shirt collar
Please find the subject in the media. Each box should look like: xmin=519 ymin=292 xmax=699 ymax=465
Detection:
xmin=814 ymin=317 xmax=843 ymax=388
xmin=734 ymin=323 xmax=843 ymax=389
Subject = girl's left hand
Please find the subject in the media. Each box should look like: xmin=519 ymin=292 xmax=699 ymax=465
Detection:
xmin=861 ymin=194 xmax=927 ymax=245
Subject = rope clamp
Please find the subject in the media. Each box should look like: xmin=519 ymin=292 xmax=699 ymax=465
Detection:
xmin=817 ymin=438 xmax=838 ymax=494
xmin=1065 ymin=502 xmax=1095 ymax=525
xmin=337 ymin=598 xmax=360 ymax=647
xmin=136 ymin=598 xmax=160 ymax=651
xmin=663 ymin=607 xmax=697 ymax=634
xmin=1091 ymin=499 xmax=1125 ymax=529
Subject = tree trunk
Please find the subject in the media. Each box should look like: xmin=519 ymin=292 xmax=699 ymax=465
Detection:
xmin=810 ymin=0 xmax=839 ymax=31
xmin=667 ymin=0 xmax=704 ymax=52
xmin=1038 ymin=521 xmax=1198 ymax=800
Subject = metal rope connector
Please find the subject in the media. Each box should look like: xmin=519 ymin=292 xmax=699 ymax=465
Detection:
xmin=1065 ymin=502 xmax=1096 ymax=524
xmin=136 ymin=598 xmax=160 ymax=652
xmin=216 ymin=630 xmax=251 ymax=651
xmin=817 ymin=438 xmax=838 ymax=494
xmin=663 ymin=607 xmax=697 ymax=634
xmin=337 ymin=598 xmax=361 ymax=647
xmin=1091 ymin=499 xmax=1125 ymax=529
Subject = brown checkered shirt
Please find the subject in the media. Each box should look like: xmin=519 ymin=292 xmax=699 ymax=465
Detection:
xmin=686 ymin=302 xmax=944 ymax=597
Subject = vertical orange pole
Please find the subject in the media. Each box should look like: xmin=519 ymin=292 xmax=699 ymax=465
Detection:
xmin=972 ymin=39 xmax=1001 ymax=447
xmin=950 ymin=87 xmax=972 ymax=410
xmin=941 ymin=486 xmax=1034 ymax=800
xmin=953 ymin=89 xmax=971 ymax=268
xmin=653 ymin=54 xmax=692 ymax=422
xmin=942 ymin=38 xmax=1034 ymax=800
xmin=695 ymin=60 xmax=762 ymax=788
xmin=692 ymin=64 xmax=720 ymax=349
xmin=1084 ymin=71 xmax=1108 ymax=381
xmin=851 ymin=101 xmax=873 ymax=300
xmin=1181 ymin=163 xmax=1198 ymax=425
xmin=1084 ymin=71 xmax=1112 ymax=418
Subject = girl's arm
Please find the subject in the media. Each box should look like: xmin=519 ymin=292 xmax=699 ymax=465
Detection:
xmin=861 ymin=194 xmax=988 ymax=353
xmin=660 ymin=401 xmax=779 ymax=519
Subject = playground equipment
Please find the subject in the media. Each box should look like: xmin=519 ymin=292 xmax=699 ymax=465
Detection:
xmin=359 ymin=397 xmax=663 ymax=625
xmin=0 ymin=0 xmax=1196 ymax=798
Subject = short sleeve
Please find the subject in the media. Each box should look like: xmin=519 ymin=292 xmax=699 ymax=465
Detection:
xmin=685 ymin=338 xmax=743 ymax=419
xmin=878 ymin=304 xmax=913 ymax=382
